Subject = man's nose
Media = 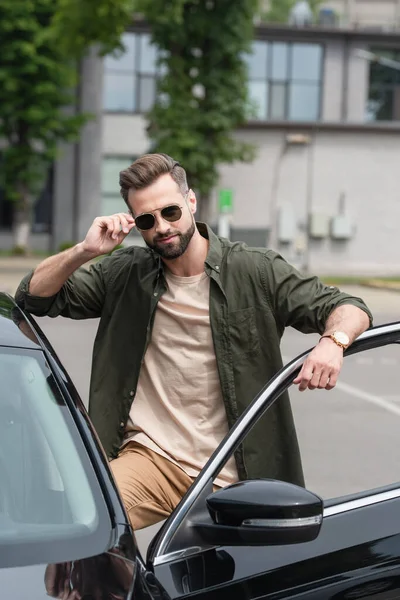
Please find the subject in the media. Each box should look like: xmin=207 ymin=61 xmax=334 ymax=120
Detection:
xmin=154 ymin=213 xmax=170 ymax=234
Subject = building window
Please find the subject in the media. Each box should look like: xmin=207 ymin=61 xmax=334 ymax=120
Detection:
xmin=245 ymin=41 xmax=323 ymax=122
xmin=103 ymin=32 xmax=159 ymax=113
xmin=367 ymin=49 xmax=400 ymax=121
xmin=101 ymin=156 xmax=136 ymax=215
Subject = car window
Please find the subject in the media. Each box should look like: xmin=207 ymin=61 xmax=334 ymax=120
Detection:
xmin=292 ymin=342 xmax=400 ymax=500
xmin=0 ymin=347 xmax=111 ymax=568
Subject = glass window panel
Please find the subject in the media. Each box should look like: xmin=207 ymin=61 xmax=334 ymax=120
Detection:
xmin=370 ymin=48 xmax=400 ymax=83
xmin=0 ymin=348 xmax=108 ymax=561
xmin=366 ymin=87 xmax=394 ymax=121
xmin=103 ymin=73 xmax=135 ymax=111
xmin=138 ymin=76 xmax=156 ymax=113
xmin=288 ymin=83 xmax=320 ymax=121
xmin=270 ymin=82 xmax=286 ymax=120
xmin=370 ymin=62 xmax=394 ymax=86
xmin=248 ymin=81 xmax=269 ymax=120
xmin=139 ymin=33 xmax=158 ymax=74
xmin=291 ymin=44 xmax=322 ymax=82
xmin=101 ymin=157 xmax=132 ymax=195
xmin=271 ymin=43 xmax=289 ymax=81
xmin=367 ymin=48 xmax=400 ymax=121
xmin=245 ymin=41 xmax=268 ymax=79
xmin=365 ymin=96 xmax=381 ymax=122
xmin=159 ymin=61 xmax=168 ymax=77
xmin=159 ymin=49 xmax=168 ymax=76
xmin=104 ymin=32 xmax=136 ymax=73
xmin=102 ymin=195 xmax=126 ymax=216
xmin=158 ymin=91 xmax=170 ymax=108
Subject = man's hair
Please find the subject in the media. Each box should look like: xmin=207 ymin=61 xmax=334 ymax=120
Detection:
xmin=119 ymin=153 xmax=188 ymax=205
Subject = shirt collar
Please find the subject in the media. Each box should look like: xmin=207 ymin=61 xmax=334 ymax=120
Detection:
xmin=197 ymin=222 xmax=223 ymax=274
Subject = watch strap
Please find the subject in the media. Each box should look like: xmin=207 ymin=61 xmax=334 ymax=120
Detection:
xmin=321 ymin=333 xmax=347 ymax=349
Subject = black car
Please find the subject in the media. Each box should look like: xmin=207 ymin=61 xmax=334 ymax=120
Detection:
xmin=1 ymin=291 xmax=400 ymax=600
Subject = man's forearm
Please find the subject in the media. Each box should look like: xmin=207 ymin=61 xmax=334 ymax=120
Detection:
xmin=29 ymin=243 xmax=96 ymax=297
xmin=322 ymin=304 xmax=371 ymax=344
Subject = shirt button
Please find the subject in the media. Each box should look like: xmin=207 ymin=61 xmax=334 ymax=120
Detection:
xmin=154 ymin=292 xmax=158 ymax=297
xmin=215 ymin=266 xmax=220 ymax=271
xmin=120 ymin=422 xmax=125 ymax=428
xmin=129 ymin=390 xmax=135 ymax=397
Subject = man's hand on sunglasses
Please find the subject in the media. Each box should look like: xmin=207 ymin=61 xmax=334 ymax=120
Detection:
xmin=81 ymin=213 xmax=136 ymax=258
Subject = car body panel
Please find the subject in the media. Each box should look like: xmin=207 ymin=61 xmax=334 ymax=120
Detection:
xmin=0 ymin=550 xmax=136 ymax=600
xmin=154 ymin=499 xmax=400 ymax=598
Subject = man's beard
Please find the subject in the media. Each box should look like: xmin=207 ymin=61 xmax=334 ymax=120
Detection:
xmin=146 ymin=220 xmax=196 ymax=259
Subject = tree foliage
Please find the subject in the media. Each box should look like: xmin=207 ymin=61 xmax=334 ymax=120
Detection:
xmin=263 ymin=0 xmax=322 ymax=23
xmin=137 ymin=0 xmax=258 ymax=219
xmin=0 ymin=0 xmax=87 ymax=250
xmin=51 ymin=0 xmax=135 ymax=57
xmin=0 ymin=0 xmax=137 ymax=251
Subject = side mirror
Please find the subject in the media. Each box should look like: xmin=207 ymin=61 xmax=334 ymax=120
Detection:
xmin=194 ymin=479 xmax=323 ymax=546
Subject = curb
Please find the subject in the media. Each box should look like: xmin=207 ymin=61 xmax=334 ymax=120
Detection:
xmin=360 ymin=281 xmax=400 ymax=293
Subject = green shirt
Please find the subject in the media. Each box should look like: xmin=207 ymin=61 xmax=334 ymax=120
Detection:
xmin=15 ymin=224 xmax=372 ymax=486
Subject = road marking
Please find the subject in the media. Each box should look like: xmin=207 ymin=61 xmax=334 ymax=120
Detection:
xmin=335 ymin=381 xmax=400 ymax=418
xmin=356 ymin=356 xmax=374 ymax=365
xmin=285 ymin=355 xmax=400 ymax=417
xmin=383 ymin=396 xmax=400 ymax=404
xmin=381 ymin=357 xmax=398 ymax=366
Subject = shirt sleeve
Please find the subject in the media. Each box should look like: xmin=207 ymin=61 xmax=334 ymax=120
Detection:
xmin=262 ymin=251 xmax=373 ymax=334
xmin=15 ymin=260 xmax=107 ymax=320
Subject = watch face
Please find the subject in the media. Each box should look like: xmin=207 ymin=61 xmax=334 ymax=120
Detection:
xmin=335 ymin=331 xmax=350 ymax=346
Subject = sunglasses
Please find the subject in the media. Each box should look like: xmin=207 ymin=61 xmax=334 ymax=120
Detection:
xmin=134 ymin=204 xmax=183 ymax=231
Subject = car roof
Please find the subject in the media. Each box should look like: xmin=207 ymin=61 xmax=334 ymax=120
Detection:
xmin=0 ymin=293 xmax=41 ymax=349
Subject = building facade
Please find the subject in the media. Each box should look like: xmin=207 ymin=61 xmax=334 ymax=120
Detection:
xmin=1 ymin=3 xmax=400 ymax=276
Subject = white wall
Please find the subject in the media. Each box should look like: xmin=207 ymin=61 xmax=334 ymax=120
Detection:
xmin=217 ymin=128 xmax=400 ymax=276
xmin=308 ymin=0 xmax=400 ymax=27
xmin=310 ymin=130 xmax=400 ymax=275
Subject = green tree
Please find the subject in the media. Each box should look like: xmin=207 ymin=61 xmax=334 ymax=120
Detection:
xmin=0 ymin=0 xmax=86 ymax=252
xmin=0 ymin=0 xmax=136 ymax=253
xmin=263 ymin=0 xmax=322 ymax=23
xmin=51 ymin=0 xmax=135 ymax=58
xmin=138 ymin=0 xmax=258 ymax=220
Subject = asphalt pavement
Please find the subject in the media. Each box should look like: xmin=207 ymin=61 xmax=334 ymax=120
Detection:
xmin=1 ymin=260 xmax=400 ymax=558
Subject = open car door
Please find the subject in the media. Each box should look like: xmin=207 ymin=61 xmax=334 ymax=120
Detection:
xmin=146 ymin=321 xmax=400 ymax=600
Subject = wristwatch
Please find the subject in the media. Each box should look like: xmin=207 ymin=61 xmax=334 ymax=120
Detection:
xmin=321 ymin=331 xmax=350 ymax=349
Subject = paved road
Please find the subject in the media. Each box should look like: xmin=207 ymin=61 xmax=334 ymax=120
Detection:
xmin=17 ymin=285 xmax=396 ymax=557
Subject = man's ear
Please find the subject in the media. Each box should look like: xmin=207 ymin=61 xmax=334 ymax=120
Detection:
xmin=187 ymin=189 xmax=197 ymax=214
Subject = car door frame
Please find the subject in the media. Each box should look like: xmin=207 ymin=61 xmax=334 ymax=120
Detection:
xmin=147 ymin=321 xmax=400 ymax=599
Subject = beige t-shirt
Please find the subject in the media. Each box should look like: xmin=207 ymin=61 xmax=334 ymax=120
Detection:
xmin=123 ymin=270 xmax=239 ymax=488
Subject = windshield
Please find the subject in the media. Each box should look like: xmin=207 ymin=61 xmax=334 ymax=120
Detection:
xmin=0 ymin=347 xmax=110 ymax=567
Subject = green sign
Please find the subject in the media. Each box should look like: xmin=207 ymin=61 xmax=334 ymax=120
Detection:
xmin=218 ymin=189 xmax=233 ymax=213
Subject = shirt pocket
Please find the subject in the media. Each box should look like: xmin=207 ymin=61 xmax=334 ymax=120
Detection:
xmin=228 ymin=306 xmax=261 ymax=360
